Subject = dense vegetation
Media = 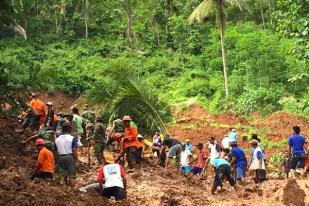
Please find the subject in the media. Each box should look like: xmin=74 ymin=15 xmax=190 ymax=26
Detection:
xmin=0 ymin=0 xmax=308 ymax=117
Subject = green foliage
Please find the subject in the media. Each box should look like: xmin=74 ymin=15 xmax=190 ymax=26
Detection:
xmin=0 ymin=0 xmax=308 ymax=118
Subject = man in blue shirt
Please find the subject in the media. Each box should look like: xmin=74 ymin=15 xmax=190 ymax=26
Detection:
xmin=288 ymin=126 xmax=307 ymax=178
xmin=230 ymin=142 xmax=247 ymax=182
xmin=210 ymin=157 xmax=237 ymax=194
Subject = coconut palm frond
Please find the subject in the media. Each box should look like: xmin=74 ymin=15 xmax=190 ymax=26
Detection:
xmin=188 ymin=0 xmax=215 ymax=24
xmin=226 ymin=0 xmax=251 ymax=13
xmin=104 ymin=75 xmax=171 ymax=136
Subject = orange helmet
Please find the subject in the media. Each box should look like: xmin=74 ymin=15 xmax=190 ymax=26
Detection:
xmin=35 ymin=139 xmax=45 ymax=146
xmin=113 ymin=133 xmax=122 ymax=140
xmin=122 ymin=115 xmax=132 ymax=121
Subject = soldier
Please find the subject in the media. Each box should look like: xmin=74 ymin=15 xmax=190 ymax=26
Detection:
xmin=81 ymin=104 xmax=95 ymax=123
xmin=22 ymin=125 xmax=56 ymax=151
xmin=110 ymin=116 xmax=124 ymax=134
xmin=91 ymin=116 xmax=106 ymax=164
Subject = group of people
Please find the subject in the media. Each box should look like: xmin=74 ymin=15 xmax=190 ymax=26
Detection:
xmin=18 ymin=93 xmax=145 ymax=200
xmin=18 ymin=93 xmax=308 ymax=201
xmin=155 ymin=127 xmax=308 ymax=194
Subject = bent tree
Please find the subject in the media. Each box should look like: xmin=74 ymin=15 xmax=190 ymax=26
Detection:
xmin=189 ymin=0 xmax=250 ymax=98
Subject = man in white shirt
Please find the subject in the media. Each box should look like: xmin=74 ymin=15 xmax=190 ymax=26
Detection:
xmin=97 ymin=155 xmax=126 ymax=201
xmin=221 ymin=135 xmax=230 ymax=149
xmin=55 ymin=122 xmax=78 ymax=187
xmin=179 ymin=144 xmax=192 ymax=174
xmin=208 ymin=137 xmax=221 ymax=161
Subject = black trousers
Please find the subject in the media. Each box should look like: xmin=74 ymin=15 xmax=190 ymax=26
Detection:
xmin=102 ymin=186 xmax=126 ymax=200
xmin=31 ymin=171 xmax=53 ymax=180
xmin=213 ymin=164 xmax=235 ymax=188
xmin=126 ymin=146 xmax=143 ymax=169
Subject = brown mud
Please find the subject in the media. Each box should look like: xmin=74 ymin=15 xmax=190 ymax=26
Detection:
xmin=0 ymin=103 xmax=308 ymax=205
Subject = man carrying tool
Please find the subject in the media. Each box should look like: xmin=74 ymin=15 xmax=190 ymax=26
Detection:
xmin=31 ymin=139 xmax=55 ymax=180
xmin=123 ymin=115 xmax=143 ymax=169
xmin=191 ymin=143 xmax=209 ymax=176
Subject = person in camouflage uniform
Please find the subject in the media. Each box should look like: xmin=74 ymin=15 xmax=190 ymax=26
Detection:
xmin=81 ymin=104 xmax=95 ymax=147
xmin=22 ymin=126 xmax=55 ymax=151
xmin=111 ymin=116 xmax=124 ymax=134
xmin=81 ymin=104 xmax=95 ymax=123
xmin=91 ymin=116 xmax=106 ymax=164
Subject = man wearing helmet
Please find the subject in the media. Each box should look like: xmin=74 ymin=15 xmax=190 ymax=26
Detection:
xmin=31 ymin=139 xmax=55 ymax=180
xmin=122 ymin=115 xmax=143 ymax=169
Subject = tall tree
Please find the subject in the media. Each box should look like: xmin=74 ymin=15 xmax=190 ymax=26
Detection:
xmin=121 ymin=0 xmax=137 ymax=44
xmin=188 ymin=0 xmax=249 ymax=98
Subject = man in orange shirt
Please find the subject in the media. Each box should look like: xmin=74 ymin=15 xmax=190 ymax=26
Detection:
xmin=123 ymin=116 xmax=143 ymax=169
xmin=31 ymin=139 xmax=55 ymax=180
xmin=29 ymin=93 xmax=46 ymax=131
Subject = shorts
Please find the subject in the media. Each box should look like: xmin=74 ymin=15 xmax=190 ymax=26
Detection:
xmin=58 ymin=154 xmax=76 ymax=177
xmin=167 ymin=144 xmax=182 ymax=162
xmin=179 ymin=165 xmax=190 ymax=173
xmin=102 ymin=186 xmax=126 ymax=201
xmin=289 ymin=154 xmax=305 ymax=169
xmin=191 ymin=166 xmax=203 ymax=175
xmin=236 ymin=165 xmax=246 ymax=179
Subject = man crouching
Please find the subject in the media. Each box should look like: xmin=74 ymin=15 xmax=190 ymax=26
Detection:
xmin=97 ymin=155 xmax=127 ymax=201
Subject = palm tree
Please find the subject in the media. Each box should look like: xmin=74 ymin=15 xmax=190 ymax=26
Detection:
xmin=85 ymin=63 xmax=171 ymax=136
xmin=188 ymin=0 xmax=249 ymax=98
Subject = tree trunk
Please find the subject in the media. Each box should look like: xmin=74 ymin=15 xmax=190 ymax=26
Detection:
xmin=268 ymin=1 xmax=273 ymax=25
xmin=218 ymin=1 xmax=228 ymax=98
xmin=126 ymin=13 xmax=134 ymax=44
xmin=84 ymin=0 xmax=89 ymax=38
xmin=220 ymin=25 xmax=229 ymax=98
xmin=259 ymin=0 xmax=266 ymax=29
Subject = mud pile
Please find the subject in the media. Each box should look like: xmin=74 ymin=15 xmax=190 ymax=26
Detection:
xmin=258 ymin=112 xmax=309 ymax=141
xmin=0 ymin=115 xmax=109 ymax=206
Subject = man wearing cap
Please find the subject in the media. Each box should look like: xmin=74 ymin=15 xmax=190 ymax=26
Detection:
xmin=123 ymin=115 xmax=143 ymax=169
xmin=97 ymin=155 xmax=127 ymax=201
xmin=184 ymin=139 xmax=193 ymax=153
xmin=31 ymin=139 xmax=55 ymax=180
xmin=191 ymin=143 xmax=209 ymax=175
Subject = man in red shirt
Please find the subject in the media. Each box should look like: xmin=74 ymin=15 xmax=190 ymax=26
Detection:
xmin=191 ymin=143 xmax=209 ymax=175
xmin=97 ymin=155 xmax=126 ymax=201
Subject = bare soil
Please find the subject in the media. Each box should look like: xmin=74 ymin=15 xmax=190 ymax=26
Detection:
xmin=0 ymin=103 xmax=308 ymax=206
